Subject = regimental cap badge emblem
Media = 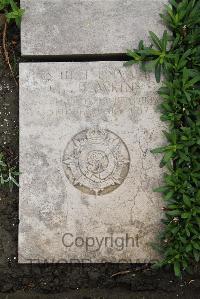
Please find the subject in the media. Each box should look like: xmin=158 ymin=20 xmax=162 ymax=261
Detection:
xmin=62 ymin=128 xmax=130 ymax=196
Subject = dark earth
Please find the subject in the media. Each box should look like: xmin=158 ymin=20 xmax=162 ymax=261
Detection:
xmin=0 ymin=20 xmax=200 ymax=299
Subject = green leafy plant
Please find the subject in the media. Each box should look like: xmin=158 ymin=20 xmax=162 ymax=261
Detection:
xmin=0 ymin=152 xmax=19 ymax=191
xmin=125 ymin=0 xmax=200 ymax=277
xmin=0 ymin=0 xmax=24 ymax=26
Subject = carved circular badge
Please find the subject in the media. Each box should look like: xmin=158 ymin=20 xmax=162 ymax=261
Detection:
xmin=62 ymin=129 xmax=130 ymax=195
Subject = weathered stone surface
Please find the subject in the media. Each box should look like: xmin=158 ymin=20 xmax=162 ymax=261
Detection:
xmin=21 ymin=0 xmax=167 ymax=56
xmin=19 ymin=61 xmax=165 ymax=263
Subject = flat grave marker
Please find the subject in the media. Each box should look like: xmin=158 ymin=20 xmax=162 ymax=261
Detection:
xmin=21 ymin=0 xmax=167 ymax=56
xmin=19 ymin=61 xmax=165 ymax=263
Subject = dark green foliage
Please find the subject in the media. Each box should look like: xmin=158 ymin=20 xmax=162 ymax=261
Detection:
xmin=125 ymin=0 xmax=200 ymax=276
xmin=0 ymin=152 xmax=19 ymax=191
xmin=0 ymin=0 xmax=24 ymax=26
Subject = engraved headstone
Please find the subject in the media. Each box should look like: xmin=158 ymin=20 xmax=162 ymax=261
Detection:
xmin=21 ymin=0 xmax=167 ymax=56
xmin=19 ymin=62 xmax=165 ymax=263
